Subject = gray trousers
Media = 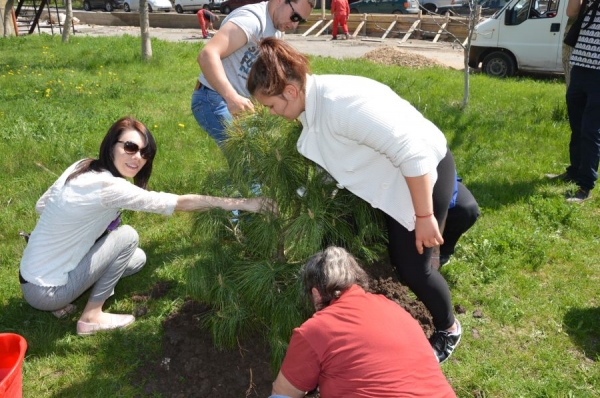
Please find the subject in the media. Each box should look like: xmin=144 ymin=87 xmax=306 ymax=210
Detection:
xmin=21 ymin=225 xmax=146 ymax=312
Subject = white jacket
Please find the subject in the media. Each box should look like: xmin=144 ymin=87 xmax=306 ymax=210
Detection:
xmin=20 ymin=161 xmax=178 ymax=286
xmin=297 ymin=74 xmax=447 ymax=230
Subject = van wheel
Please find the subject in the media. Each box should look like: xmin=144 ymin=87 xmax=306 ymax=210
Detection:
xmin=221 ymin=4 xmax=231 ymax=13
xmin=175 ymin=4 xmax=183 ymax=12
xmin=105 ymin=1 xmax=114 ymax=11
xmin=83 ymin=0 xmax=91 ymax=10
xmin=124 ymin=2 xmax=131 ymax=11
xmin=482 ymin=51 xmax=515 ymax=78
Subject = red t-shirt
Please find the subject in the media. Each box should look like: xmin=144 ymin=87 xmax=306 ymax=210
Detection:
xmin=280 ymin=285 xmax=456 ymax=398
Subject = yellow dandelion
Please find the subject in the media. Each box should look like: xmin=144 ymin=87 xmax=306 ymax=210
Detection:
xmin=154 ymin=125 xmax=158 ymax=128
xmin=178 ymin=123 xmax=185 ymax=128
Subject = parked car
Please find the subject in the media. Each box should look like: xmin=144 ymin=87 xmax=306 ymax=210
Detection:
xmin=314 ymin=0 xmax=360 ymax=9
xmin=174 ymin=0 xmax=211 ymax=13
xmin=419 ymin=0 xmax=464 ymax=14
xmin=82 ymin=0 xmax=124 ymax=12
xmin=124 ymin=0 xmax=173 ymax=12
xmin=208 ymin=0 xmax=223 ymax=11
xmin=349 ymin=0 xmax=420 ymax=14
xmin=219 ymin=0 xmax=263 ymax=14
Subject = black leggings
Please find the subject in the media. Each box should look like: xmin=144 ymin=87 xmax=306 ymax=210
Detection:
xmin=385 ymin=149 xmax=456 ymax=331
xmin=440 ymin=182 xmax=480 ymax=258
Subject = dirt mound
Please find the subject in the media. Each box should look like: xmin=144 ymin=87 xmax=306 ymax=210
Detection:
xmin=363 ymin=46 xmax=449 ymax=69
xmin=134 ymin=261 xmax=433 ymax=397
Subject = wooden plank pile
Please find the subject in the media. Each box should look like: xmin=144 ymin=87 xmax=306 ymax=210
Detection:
xmin=296 ymin=12 xmax=471 ymax=42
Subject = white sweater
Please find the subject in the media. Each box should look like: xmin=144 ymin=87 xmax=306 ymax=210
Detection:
xmin=298 ymin=74 xmax=447 ymax=231
xmin=20 ymin=161 xmax=178 ymax=287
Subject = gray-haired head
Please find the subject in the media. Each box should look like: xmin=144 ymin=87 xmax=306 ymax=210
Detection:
xmin=301 ymin=246 xmax=369 ymax=310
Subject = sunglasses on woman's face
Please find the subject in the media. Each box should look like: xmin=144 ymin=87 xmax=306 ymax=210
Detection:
xmin=117 ymin=140 xmax=151 ymax=160
xmin=287 ymin=1 xmax=306 ymax=23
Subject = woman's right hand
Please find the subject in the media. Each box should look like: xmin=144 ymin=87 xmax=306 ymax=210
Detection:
xmin=249 ymin=197 xmax=279 ymax=217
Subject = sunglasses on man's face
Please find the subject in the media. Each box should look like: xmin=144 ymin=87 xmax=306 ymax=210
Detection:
xmin=117 ymin=140 xmax=151 ymax=160
xmin=287 ymin=1 xmax=306 ymax=23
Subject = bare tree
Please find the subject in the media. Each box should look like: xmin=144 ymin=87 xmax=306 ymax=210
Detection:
xmin=62 ymin=0 xmax=73 ymax=42
xmin=417 ymin=3 xmax=481 ymax=108
xmin=140 ymin=0 xmax=152 ymax=60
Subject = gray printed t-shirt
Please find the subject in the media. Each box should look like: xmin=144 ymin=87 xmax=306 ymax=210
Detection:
xmin=198 ymin=1 xmax=282 ymax=98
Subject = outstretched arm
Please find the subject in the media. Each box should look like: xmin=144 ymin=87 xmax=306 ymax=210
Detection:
xmin=175 ymin=195 xmax=277 ymax=215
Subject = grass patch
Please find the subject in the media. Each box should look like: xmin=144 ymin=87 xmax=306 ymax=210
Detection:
xmin=1 ymin=34 xmax=599 ymax=397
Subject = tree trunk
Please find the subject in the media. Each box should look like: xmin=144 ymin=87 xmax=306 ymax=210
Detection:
xmin=3 ymin=0 xmax=15 ymax=37
xmin=62 ymin=0 xmax=73 ymax=43
xmin=462 ymin=1 xmax=479 ymax=109
xmin=140 ymin=0 xmax=152 ymax=60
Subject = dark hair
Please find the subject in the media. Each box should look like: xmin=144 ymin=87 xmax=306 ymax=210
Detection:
xmin=66 ymin=116 xmax=157 ymax=189
xmin=301 ymin=246 xmax=369 ymax=310
xmin=247 ymin=37 xmax=310 ymax=97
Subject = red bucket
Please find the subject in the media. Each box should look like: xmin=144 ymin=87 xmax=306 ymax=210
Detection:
xmin=0 ymin=333 xmax=27 ymax=398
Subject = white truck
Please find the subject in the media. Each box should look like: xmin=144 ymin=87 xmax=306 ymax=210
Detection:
xmin=468 ymin=0 xmax=567 ymax=77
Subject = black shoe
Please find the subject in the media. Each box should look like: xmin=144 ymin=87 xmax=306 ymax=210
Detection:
xmin=545 ymin=172 xmax=575 ymax=183
xmin=429 ymin=319 xmax=462 ymax=364
xmin=565 ymin=188 xmax=591 ymax=203
xmin=331 ymin=36 xmax=337 ymax=40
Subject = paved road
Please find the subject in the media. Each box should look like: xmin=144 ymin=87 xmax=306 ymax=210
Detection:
xmin=73 ymin=24 xmax=465 ymax=69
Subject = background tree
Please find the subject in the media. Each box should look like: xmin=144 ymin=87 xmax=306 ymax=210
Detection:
xmin=140 ymin=0 xmax=152 ymax=60
xmin=462 ymin=0 xmax=480 ymax=108
xmin=3 ymin=0 xmax=14 ymax=37
xmin=61 ymin=0 xmax=73 ymax=43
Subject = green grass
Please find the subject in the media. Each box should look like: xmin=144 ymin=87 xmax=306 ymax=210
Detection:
xmin=1 ymin=33 xmax=599 ymax=397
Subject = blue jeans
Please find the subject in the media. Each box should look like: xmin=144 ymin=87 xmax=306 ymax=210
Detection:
xmin=191 ymin=85 xmax=232 ymax=149
xmin=566 ymin=66 xmax=600 ymax=191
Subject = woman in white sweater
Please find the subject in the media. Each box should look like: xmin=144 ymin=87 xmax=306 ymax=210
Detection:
xmin=20 ymin=116 xmax=275 ymax=336
xmin=247 ymin=38 xmax=461 ymax=370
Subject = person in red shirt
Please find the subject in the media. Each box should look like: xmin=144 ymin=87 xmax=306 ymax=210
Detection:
xmin=196 ymin=9 xmax=220 ymax=39
xmin=271 ymin=246 xmax=456 ymax=398
xmin=330 ymin=0 xmax=350 ymax=40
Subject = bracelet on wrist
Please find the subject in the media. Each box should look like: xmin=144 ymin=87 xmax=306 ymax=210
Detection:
xmin=415 ymin=213 xmax=433 ymax=219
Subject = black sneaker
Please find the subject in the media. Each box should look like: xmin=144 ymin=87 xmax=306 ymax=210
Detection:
xmin=545 ymin=172 xmax=575 ymax=183
xmin=429 ymin=319 xmax=462 ymax=364
xmin=565 ymin=188 xmax=591 ymax=203
xmin=331 ymin=36 xmax=337 ymax=40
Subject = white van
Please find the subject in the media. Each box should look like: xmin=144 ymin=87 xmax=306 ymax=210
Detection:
xmin=468 ymin=0 xmax=567 ymax=77
xmin=124 ymin=0 xmax=173 ymax=11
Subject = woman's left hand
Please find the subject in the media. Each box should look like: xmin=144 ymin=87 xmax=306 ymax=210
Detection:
xmin=414 ymin=215 xmax=444 ymax=254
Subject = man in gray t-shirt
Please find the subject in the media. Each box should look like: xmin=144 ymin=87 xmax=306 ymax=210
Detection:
xmin=191 ymin=0 xmax=315 ymax=150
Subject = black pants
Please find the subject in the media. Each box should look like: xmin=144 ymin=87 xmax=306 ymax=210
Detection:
xmin=566 ymin=66 xmax=600 ymax=191
xmin=440 ymin=181 xmax=480 ymax=258
xmin=386 ymin=149 xmax=456 ymax=331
